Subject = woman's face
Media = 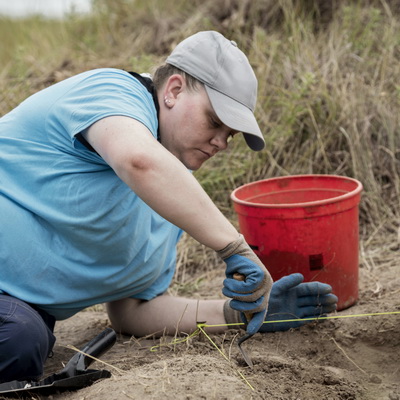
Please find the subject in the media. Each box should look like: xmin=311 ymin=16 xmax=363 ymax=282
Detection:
xmin=159 ymin=76 xmax=236 ymax=171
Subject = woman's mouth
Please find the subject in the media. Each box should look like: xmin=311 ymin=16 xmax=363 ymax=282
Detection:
xmin=198 ymin=149 xmax=211 ymax=159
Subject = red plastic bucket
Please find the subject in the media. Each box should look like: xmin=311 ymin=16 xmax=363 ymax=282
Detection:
xmin=231 ymin=175 xmax=363 ymax=310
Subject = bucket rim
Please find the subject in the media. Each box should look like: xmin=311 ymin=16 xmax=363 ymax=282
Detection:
xmin=231 ymin=174 xmax=363 ymax=209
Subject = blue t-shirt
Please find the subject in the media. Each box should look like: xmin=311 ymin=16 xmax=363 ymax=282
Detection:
xmin=0 ymin=68 xmax=183 ymax=320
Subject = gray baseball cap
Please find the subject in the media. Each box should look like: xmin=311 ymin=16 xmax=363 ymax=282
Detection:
xmin=166 ymin=31 xmax=265 ymax=151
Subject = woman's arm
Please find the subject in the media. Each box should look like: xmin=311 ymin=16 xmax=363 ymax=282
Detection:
xmin=106 ymin=275 xmax=338 ymax=337
xmin=85 ymin=115 xmax=272 ymax=334
xmin=83 ymin=115 xmax=238 ymax=251
xmin=106 ymin=296 xmax=227 ymax=337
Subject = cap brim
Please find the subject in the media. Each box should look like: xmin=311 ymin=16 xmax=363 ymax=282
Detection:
xmin=205 ymin=86 xmax=265 ymax=151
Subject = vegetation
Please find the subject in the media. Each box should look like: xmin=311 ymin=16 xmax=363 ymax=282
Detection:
xmin=1 ymin=0 xmax=399 ymax=264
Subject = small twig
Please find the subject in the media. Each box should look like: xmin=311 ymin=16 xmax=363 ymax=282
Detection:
xmin=162 ymin=360 xmax=171 ymax=392
xmin=174 ymin=304 xmax=189 ymax=351
xmin=63 ymin=344 xmax=125 ymax=375
xmin=330 ymin=338 xmax=368 ymax=375
xmin=229 ymin=332 xmax=239 ymax=361
xmin=122 ymin=390 xmax=136 ymax=399
xmin=197 ymin=324 xmax=255 ymax=391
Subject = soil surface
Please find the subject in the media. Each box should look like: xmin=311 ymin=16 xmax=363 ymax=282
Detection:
xmin=4 ymin=237 xmax=400 ymax=400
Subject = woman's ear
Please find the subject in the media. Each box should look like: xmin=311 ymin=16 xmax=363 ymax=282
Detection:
xmin=163 ymin=74 xmax=185 ymax=107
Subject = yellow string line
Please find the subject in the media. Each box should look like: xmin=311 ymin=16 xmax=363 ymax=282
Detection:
xmin=150 ymin=328 xmax=201 ymax=352
xmin=201 ymin=310 xmax=400 ymax=328
xmin=197 ymin=324 xmax=255 ymax=391
xmin=149 ymin=311 xmax=400 ymax=391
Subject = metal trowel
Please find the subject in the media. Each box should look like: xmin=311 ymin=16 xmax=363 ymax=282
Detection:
xmin=233 ymin=273 xmax=255 ymax=368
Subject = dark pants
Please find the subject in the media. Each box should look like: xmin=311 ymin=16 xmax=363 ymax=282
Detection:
xmin=0 ymin=294 xmax=56 ymax=383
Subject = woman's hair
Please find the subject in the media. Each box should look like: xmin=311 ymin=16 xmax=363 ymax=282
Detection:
xmin=152 ymin=63 xmax=202 ymax=92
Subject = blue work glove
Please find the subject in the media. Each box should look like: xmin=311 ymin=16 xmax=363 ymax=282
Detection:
xmin=259 ymin=273 xmax=338 ymax=332
xmin=223 ymin=273 xmax=338 ymax=332
xmin=217 ymin=235 xmax=273 ymax=336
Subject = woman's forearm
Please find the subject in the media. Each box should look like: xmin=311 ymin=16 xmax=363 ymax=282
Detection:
xmin=106 ymin=296 xmax=227 ymax=337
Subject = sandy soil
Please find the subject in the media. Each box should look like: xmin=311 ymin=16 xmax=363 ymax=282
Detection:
xmin=3 ymin=236 xmax=399 ymax=400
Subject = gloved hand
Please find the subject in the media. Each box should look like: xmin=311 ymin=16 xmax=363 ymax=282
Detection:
xmin=223 ymin=273 xmax=338 ymax=332
xmin=217 ymin=234 xmax=273 ymax=335
xmin=260 ymin=273 xmax=338 ymax=332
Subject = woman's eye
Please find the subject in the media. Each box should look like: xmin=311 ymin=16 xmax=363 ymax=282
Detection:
xmin=210 ymin=118 xmax=221 ymax=129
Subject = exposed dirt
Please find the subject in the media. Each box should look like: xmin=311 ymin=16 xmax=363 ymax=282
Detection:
xmin=4 ymin=237 xmax=400 ymax=400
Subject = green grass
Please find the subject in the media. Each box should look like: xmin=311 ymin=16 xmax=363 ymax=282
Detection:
xmin=0 ymin=0 xmax=399 ymax=238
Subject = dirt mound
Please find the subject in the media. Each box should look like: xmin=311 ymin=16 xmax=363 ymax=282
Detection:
xmin=32 ymin=254 xmax=399 ymax=400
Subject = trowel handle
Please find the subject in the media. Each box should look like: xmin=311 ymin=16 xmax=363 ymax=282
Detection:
xmin=233 ymin=273 xmax=254 ymax=322
xmin=66 ymin=327 xmax=117 ymax=372
xmin=81 ymin=328 xmax=117 ymax=369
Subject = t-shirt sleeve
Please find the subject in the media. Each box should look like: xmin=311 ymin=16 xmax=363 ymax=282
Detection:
xmin=45 ymin=69 xmax=158 ymax=155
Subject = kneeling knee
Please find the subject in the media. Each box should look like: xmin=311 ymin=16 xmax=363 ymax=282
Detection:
xmin=0 ymin=302 xmax=55 ymax=382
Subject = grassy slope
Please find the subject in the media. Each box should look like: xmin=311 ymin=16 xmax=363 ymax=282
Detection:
xmin=0 ymin=0 xmax=399 ymax=237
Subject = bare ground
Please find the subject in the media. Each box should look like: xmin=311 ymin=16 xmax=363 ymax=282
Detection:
xmin=5 ymin=234 xmax=400 ymax=400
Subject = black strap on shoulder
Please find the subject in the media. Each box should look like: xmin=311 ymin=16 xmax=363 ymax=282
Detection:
xmin=76 ymin=70 xmax=161 ymax=153
xmin=126 ymin=71 xmax=160 ymax=141
xmin=75 ymin=133 xmax=97 ymax=153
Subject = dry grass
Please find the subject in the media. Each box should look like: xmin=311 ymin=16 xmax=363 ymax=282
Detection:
xmin=0 ymin=0 xmax=399 ymax=279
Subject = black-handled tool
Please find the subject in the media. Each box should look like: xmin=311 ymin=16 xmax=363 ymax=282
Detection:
xmin=0 ymin=327 xmax=117 ymax=397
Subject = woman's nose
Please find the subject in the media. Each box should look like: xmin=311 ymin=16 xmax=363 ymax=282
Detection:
xmin=210 ymin=131 xmax=229 ymax=150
